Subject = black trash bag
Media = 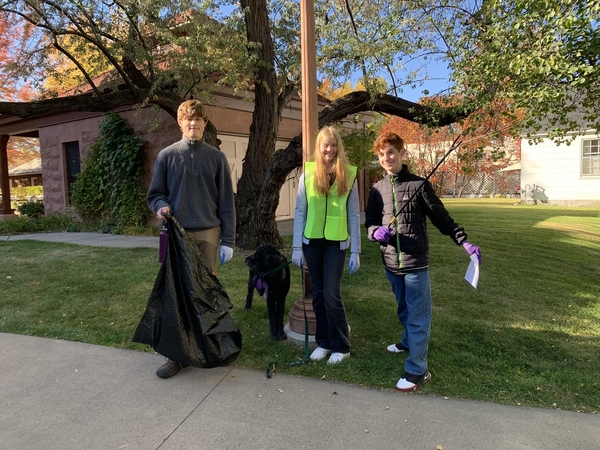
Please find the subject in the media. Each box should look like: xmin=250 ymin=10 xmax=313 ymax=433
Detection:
xmin=133 ymin=216 xmax=242 ymax=368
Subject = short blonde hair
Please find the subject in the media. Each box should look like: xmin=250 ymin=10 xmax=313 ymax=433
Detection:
xmin=373 ymin=132 xmax=405 ymax=154
xmin=177 ymin=99 xmax=208 ymax=121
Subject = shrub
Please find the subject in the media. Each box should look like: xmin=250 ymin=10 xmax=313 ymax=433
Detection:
xmin=0 ymin=213 xmax=78 ymax=234
xmin=10 ymin=185 xmax=43 ymax=197
xmin=342 ymin=128 xmax=377 ymax=171
xmin=18 ymin=200 xmax=45 ymax=218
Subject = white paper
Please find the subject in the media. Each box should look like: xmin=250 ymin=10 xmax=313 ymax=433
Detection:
xmin=464 ymin=254 xmax=479 ymax=289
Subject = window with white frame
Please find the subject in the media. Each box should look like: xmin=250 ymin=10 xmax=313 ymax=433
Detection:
xmin=582 ymin=139 xmax=600 ymax=176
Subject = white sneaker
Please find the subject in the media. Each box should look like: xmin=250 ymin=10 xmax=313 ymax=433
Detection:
xmin=396 ymin=371 xmax=431 ymax=392
xmin=386 ymin=343 xmax=409 ymax=354
xmin=327 ymin=352 xmax=350 ymax=364
xmin=310 ymin=346 xmax=331 ymax=361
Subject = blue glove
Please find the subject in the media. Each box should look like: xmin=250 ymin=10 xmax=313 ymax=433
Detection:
xmin=349 ymin=253 xmax=360 ymax=275
xmin=462 ymin=241 xmax=481 ymax=265
xmin=373 ymin=226 xmax=392 ymax=244
xmin=219 ymin=245 xmax=233 ymax=264
xmin=292 ymin=248 xmax=304 ymax=268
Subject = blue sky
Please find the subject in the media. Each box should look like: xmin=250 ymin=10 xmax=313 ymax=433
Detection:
xmin=387 ymin=57 xmax=453 ymax=102
xmin=399 ymin=77 xmax=452 ymax=102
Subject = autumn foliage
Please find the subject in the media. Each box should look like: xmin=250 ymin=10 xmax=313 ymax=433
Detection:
xmin=380 ymin=96 xmax=523 ymax=196
xmin=0 ymin=13 xmax=35 ymax=102
xmin=0 ymin=12 xmax=40 ymax=169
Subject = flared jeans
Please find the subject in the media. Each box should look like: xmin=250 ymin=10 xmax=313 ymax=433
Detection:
xmin=303 ymin=239 xmax=350 ymax=354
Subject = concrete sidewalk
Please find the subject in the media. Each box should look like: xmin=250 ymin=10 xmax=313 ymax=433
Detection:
xmin=1 ymin=229 xmax=599 ymax=449
xmin=0 ymin=231 xmax=159 ymax=248
xmin=0 ymin=218 xmax=295 ymax=248
xmin=1 ymin=333 xmax=598 ymax=450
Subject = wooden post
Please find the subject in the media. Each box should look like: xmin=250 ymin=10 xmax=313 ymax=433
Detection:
xmin=300 ymin=0 xmax=318 ymax=159
xmin=0 ymin=134 xmax=15 ymax=216
xmin=286 ymin=0 xmax=318 ymax=341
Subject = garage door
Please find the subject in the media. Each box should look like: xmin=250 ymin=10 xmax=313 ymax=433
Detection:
xmin=219 ymin=135 xmax=298 ymax=220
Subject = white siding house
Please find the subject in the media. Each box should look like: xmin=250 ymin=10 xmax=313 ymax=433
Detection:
xmin=520 ymin=132 xmax=600 ymax=206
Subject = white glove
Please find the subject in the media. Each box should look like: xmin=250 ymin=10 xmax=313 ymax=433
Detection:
xmin=348 ymin=252 xmax=360 ymax=275
xmin=219 ymin=245 xmax=233 ymax=264
xmin=292 ymin=248 xmax=304 ymax=268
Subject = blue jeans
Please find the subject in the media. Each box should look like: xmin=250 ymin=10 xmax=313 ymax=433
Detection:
xmin=303 ymin=239 xmax=350 ymax=353
xmin=385 ymin=269 xmax=432 ymax=375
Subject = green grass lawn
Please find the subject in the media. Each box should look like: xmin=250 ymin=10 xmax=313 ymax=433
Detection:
xmin=1 ymin=198 xmax=599 ymax=413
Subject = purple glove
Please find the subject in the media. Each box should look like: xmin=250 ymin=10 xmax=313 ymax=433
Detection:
xmin=463 ymin=241 xmax=482 ymax=265
xmin=374 ymin=226 xmax=392 ymax=244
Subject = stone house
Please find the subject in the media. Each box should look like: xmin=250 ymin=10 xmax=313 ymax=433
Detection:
xmin=8 ymin=156 xmax=42 ymax=188
xmin=0 ymin=86 xmax=346 ymax=221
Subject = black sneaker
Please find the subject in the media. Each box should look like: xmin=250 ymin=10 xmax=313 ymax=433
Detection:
xmin=386 ymin=343 xmax=409 ymax=354
xmin=396 ymin=371 xmax=431 ymax=392
xmin=156 ymin=359 xmax=188 ymax=379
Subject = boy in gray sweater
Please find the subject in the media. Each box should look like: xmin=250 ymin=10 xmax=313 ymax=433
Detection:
xmin=147 ymin=99 xmax=236 ymax=378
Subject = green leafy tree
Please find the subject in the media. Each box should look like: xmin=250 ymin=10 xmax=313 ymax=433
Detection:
xmin=341 ymin=127 xmax=377 ymax=171
xmin=0 ymin=0 xmax=472 ymax=248
xmin=0 ymin=0 xmax=598 ymax=247
xmin=449 ymin=0 xmax=600 ymax=143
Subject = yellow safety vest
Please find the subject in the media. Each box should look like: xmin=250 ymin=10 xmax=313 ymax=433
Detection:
xmin=303 ymin=162 xmax=357 ymax=241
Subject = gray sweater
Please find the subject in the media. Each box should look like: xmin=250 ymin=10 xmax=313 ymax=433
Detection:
xmin=147 ymin=136 xmax=236 ymax=247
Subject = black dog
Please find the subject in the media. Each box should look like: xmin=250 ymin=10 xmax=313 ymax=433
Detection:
xmin=245 ymin=244 xmax=291 ymax=340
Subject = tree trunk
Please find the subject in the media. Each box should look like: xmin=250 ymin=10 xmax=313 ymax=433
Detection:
xmin=236 ymin=0 xmax=284 ymax=250
xmin=236 ymin=135 xmax=302 ymax=249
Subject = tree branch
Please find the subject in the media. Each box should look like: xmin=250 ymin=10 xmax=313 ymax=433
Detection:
xmin=0 ymin=88 xmax=181 ymax=119
xmin=51 ymin=36 xmax=104 ymax=99
xmin=318 ymin=91 xmax=474 ymax=128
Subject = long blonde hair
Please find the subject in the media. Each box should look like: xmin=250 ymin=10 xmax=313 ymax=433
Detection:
xmin=312 ymin=126 xmax=350 ymax=196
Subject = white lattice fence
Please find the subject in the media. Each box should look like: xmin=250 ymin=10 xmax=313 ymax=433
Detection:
xmin=435 ymin=171 xmax=521 ymax=198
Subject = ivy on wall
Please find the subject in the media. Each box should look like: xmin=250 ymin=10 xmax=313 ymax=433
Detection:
xmin=71 ymin=113 xmax=147 ymax=229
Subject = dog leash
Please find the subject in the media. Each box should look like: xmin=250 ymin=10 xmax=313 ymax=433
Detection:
xmin=266 ymin=265 xmax=311 ymax=378
xmin=261 ymin=260 xmax=292 ymax=277
xmin=253 ymin=260 xmax=293 ymax=301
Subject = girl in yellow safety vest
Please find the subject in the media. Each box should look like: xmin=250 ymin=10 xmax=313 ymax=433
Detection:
xmin=292 ymin=126 xmax=361 ymax=365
